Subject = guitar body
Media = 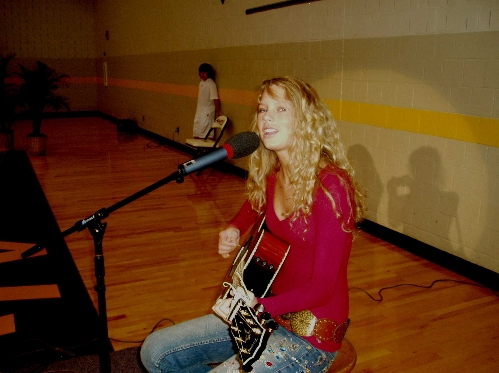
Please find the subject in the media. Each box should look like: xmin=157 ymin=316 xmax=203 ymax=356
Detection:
xmin=241 ymin=218 xmax=291 ymax=297
xmin=214 ymin=215 xmax=291 ymax=371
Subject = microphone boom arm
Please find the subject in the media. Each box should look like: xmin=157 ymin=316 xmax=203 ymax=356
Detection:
xmin=22 ymin=130 xmax=260 ymax=258
xmin=21 ymin=169 xmax=184 ymax=259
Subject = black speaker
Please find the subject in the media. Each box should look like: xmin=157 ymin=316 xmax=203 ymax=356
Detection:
xmin=117 ymin=119 xmax=138 ymax=133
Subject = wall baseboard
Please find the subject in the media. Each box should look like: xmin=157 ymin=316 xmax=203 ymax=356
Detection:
xmin=360 ymin=220 xmax=499 ymax=292
xmin=96 ymin=111 xmax=249 ymax=179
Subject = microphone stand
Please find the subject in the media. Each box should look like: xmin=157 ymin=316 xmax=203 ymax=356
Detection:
xmin=21 ymin=168 xmax=187 ymax=373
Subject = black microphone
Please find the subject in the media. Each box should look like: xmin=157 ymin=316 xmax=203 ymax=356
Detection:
xmin=179 ymin=131 xmax=260 ymax=175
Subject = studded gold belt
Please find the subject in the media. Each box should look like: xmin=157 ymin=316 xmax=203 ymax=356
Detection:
xmin=275 ymin=310 xmax=350 ymax=343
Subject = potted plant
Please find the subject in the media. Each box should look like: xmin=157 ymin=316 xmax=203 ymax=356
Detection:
xmin=16 ymin=61 xmax=69 ymax=155
xmin=0 ymin=53 xmax=18 ymax=152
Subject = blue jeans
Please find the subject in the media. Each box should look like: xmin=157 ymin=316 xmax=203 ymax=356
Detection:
xmin=140 ymin=314 xmax=337 ymax=373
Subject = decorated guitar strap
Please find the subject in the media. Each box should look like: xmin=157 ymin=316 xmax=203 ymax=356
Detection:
xmin=213 ymin=216 xmax=291 ymax=372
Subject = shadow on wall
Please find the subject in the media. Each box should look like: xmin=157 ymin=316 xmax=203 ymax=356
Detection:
xmin=347 ymin=144 xmax=382 ymax=220
xmin=386 ymin=147 xmax=461 ymax=246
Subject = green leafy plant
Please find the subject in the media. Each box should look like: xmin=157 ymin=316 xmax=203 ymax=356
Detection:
xmin=16 ymin=61 xmax=70 ymax=136
xmin=0 ymin=53 xmax=18 ymax=134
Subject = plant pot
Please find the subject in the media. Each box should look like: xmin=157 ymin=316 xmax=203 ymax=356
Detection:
xmin=27 ymin=134 xmax=47 ymax=156
xmin=0 ymin=131 xmax=15 ymax=152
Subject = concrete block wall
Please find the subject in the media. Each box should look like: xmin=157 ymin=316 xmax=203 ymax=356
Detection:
xmin=1 ymin=0 xmax=498 ymax=272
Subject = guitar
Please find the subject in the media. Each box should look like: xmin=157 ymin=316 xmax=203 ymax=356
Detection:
xmin=213 ymin=215 xmax=291 ymax=371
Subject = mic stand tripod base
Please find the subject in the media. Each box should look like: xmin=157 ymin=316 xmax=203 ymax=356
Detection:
xmin=88 ymin=218 xmax=112 ymax=373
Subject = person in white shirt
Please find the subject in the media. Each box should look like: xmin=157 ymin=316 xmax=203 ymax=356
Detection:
xmin=193 ymin=63 xmax=221 ymax=139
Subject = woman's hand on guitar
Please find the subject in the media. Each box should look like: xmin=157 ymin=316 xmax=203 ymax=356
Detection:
xmin=218 ymin=227 xmax=240 ymax=258
xmin=244 ymin=288 xmax=258 ymax=308
xmin=212 ymin=287 xmax=258 ymax=322
xmin=212 ymin=297 xmax=233 ymax=322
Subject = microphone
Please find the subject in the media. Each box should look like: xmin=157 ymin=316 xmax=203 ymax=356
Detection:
xmin=179 ymin=131 xmax=260 ymax=175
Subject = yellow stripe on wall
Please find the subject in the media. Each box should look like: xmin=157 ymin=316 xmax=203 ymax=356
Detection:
xmin=105 ymin=78 xmax=258 ymax=106
xmin=58 ymin=77 xmax=499 ymax=148
xmin=108 ymin=78 xmax=199 ymax=97
xmin=325 ymin=99 xmax=499 ymax=148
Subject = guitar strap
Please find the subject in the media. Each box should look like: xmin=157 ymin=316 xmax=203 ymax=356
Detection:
xmin=212 ymin=215 xmax=290 ymax=371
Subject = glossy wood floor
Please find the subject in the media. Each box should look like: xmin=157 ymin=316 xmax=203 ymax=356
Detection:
xmin=13 ymin=118 xmax=499 ymax=372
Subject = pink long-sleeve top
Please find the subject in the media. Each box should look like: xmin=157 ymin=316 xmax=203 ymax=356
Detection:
xmin=229 ymin=166 xmax=354 ymax=352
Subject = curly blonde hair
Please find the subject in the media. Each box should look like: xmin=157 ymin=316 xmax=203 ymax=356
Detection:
xmin=246 ymin=76 xmax=365 ymax=230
